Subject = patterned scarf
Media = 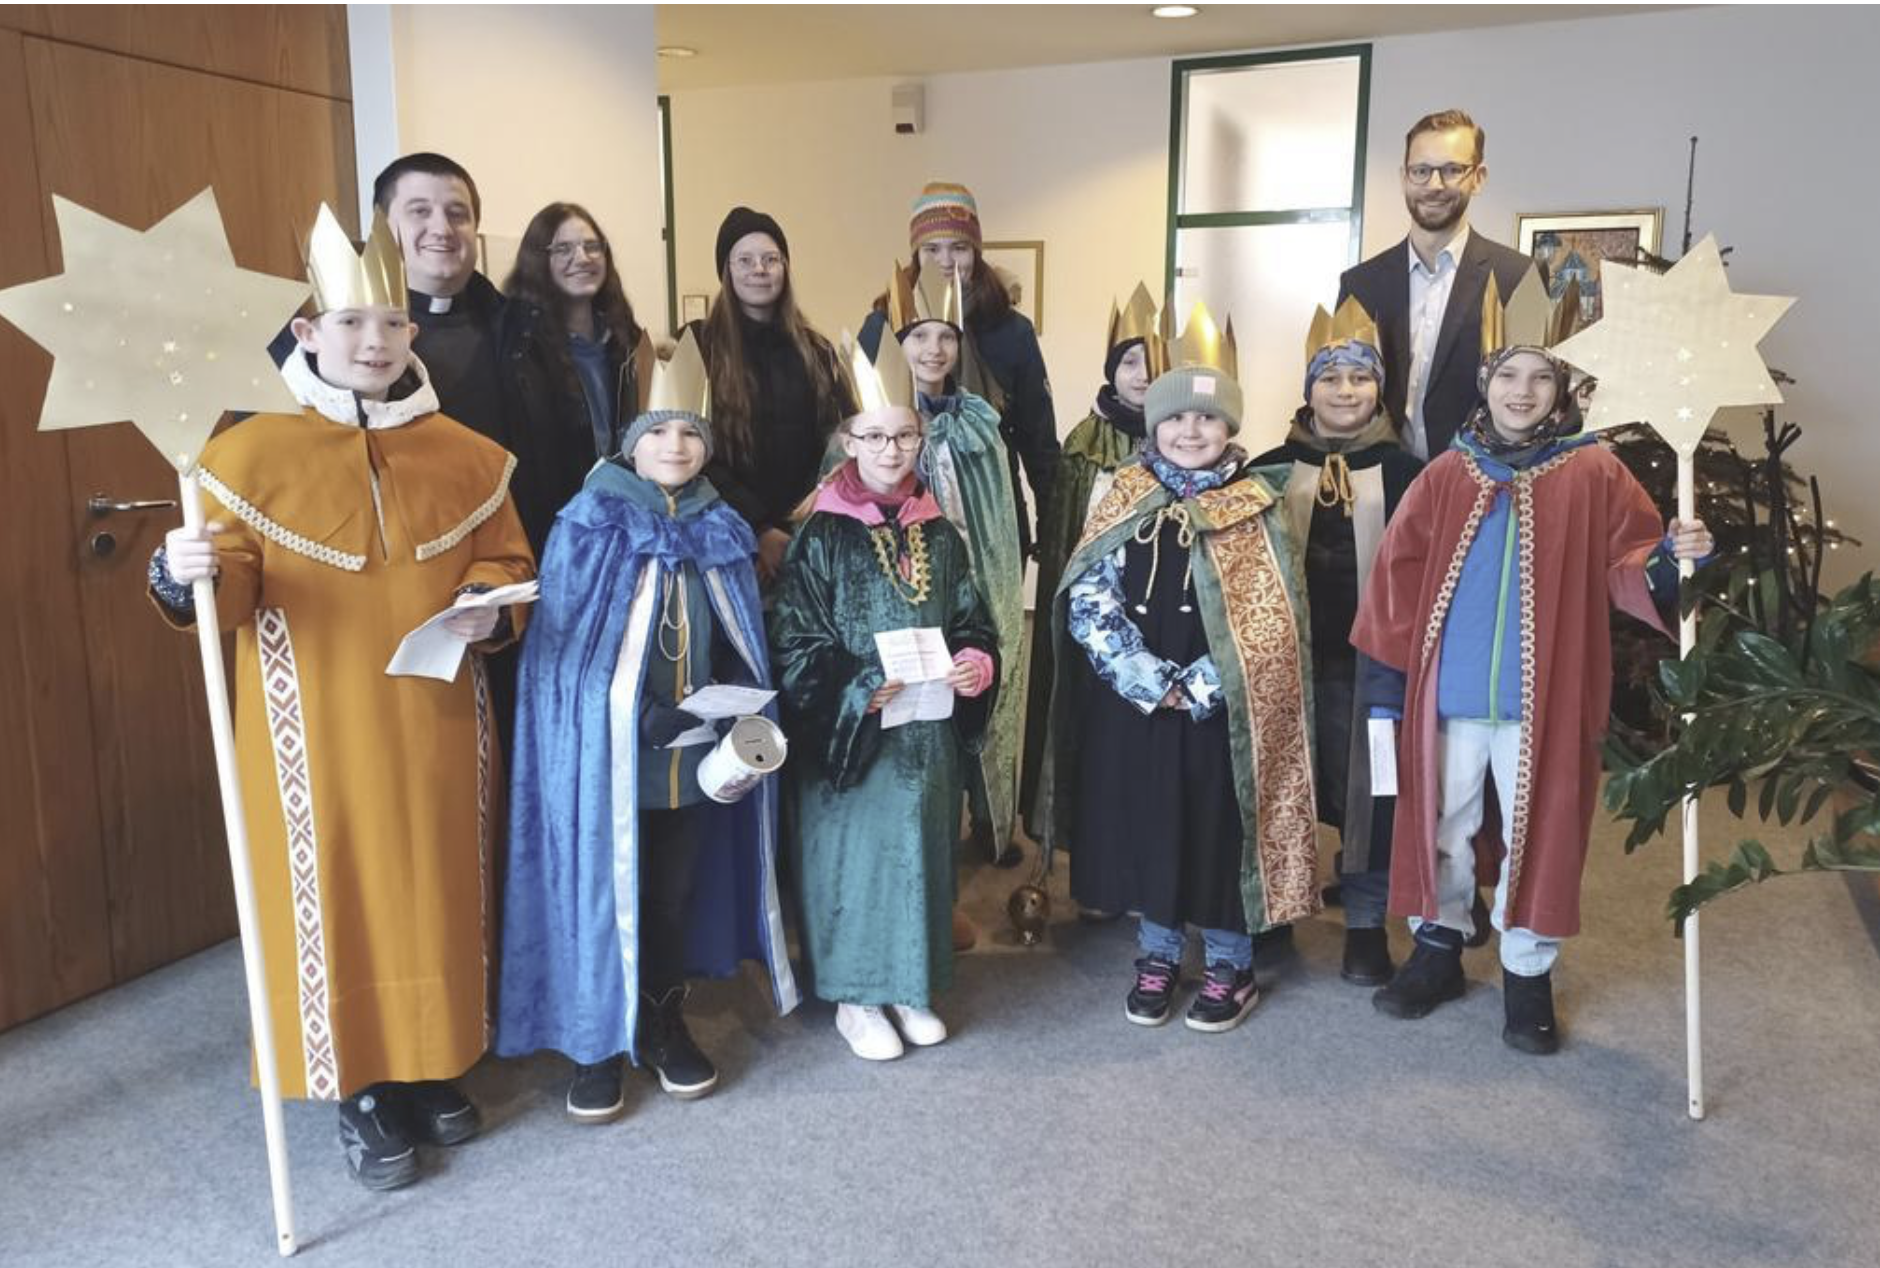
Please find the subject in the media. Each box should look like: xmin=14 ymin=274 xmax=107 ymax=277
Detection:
xmin=1462 ymin=345 xmax=1583 ymax=460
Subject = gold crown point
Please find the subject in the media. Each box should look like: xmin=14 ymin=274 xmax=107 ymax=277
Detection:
xmin=645 ymin=326 xmax=711 ymax=419
xmin=842 ymin=327 xmax=916 ymax=416
xmin=306 ymin=203 xmax=405 ymax=314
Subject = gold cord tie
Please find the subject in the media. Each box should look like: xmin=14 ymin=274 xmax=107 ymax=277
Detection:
xmin=1317 ymin=452 xmax=1356 ymax=518
xmin=1132 ymin=503 xmax=1197 ymax=615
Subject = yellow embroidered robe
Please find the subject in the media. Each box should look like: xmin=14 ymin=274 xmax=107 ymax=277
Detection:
xmin=173 ymin=406 xmax=534 ymax=1099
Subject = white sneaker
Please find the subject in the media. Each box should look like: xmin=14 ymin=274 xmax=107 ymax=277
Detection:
xmin=888 ymin=1004 xmax=948 ymax=1047
xmin=836 ymin=1003 xmax=904 ymax=1061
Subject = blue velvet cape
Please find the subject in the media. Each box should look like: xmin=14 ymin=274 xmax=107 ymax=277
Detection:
xmin=496 ymin=462 xmax=799 ymax=1065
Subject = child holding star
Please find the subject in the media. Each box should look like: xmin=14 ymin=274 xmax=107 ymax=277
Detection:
xmin=149 ymin=207 xmax=534 ymax=1189
xmin=1354 ymin=288 xmax=1712 ymax=1054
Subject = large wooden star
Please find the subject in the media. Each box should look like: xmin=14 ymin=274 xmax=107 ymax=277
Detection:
xmin=1553 ymin=235 xmax=1794 ymax=454
xmin=0 ymin=188 xmax=308 ymax=471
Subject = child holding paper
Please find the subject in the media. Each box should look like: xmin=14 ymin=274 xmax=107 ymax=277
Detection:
xmin=147 ymin=208 xmax=534 ymax=1190
xmin=496 ymin=330 xmax=798 ymax=1121
xmin=771 ymin=333 xmax=998 ymax=1061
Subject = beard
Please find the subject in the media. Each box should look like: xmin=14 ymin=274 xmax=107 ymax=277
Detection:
xmin=1407 ymin=190 xmax=1468 ymax=233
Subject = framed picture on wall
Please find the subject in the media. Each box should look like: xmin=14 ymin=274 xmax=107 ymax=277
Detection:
xmin=979 ymin=240 xmax=1045 ymax=334
xmin=1514 ymin=210 xmax=1663 ymax=326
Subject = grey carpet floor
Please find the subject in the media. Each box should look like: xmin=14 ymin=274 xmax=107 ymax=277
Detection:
xmin=3 ymin=801 xmax=1876 ymax=1268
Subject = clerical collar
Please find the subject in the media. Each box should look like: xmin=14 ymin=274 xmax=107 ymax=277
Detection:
xmin=407 ymin=288 xmax=455 ymax=315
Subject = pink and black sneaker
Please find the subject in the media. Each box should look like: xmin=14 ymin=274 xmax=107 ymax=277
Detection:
xmin=1185 ymin=961 xmax=1259 ymax=1032
xmin=1125 ymin=955 xmax=1180 ymax=1026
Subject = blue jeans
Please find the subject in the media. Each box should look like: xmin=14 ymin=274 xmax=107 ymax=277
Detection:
xmin=1342 ymin=866 xmax=1391 ymax=930
xmin=1138 ymin=918 xmax=1253 ymax=971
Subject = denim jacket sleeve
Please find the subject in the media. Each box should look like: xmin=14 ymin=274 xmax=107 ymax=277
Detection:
xmin=1067 ymin=546 xmax=1178 ymax=714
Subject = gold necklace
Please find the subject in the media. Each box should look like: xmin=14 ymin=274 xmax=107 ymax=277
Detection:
xmin=869 ymin=522 xmax=932 ymax=605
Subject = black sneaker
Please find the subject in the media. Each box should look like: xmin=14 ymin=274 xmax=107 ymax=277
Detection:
xmin=337 ymin=1086 xmax=418 ymax=1191
xmin=1125 ymin=955 xmax=1179 ymax=1026
xmin=566 ymin=1055 xmax=627 ymax=1123
xmin=1502 ymin=969 xmax=1561 ymax=1055
xmin=640 ymin=987 xmax=718 ymax=1099
xmin=1185 ymin=962 xmax=1260 ymax=1032
xmin=402 ymin=1080 xmax=480 ymax=1146
xmin=1372 ymin=932 xmax=1466 ymax=1019
xmin=1341 ymin=926 xmax=1395 ymax=987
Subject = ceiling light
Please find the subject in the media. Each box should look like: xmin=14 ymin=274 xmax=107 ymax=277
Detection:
xmin=657 ymin=46 xmax=698 ymax=59
xmin=1152 ymin=5 xmax=1199 ymax=17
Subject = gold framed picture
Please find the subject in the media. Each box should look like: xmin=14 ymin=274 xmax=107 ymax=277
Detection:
xmin=1514 ymin=209 xmax=1663 ymax=325
xmin=979 ymin=239 xmax=1045 ymax=334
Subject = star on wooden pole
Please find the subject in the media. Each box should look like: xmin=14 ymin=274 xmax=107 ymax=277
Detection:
xmin=1552 ymin=235 xmax=1794 ymax=454
xmin=0 ymin=187 xmax=309 ymax=471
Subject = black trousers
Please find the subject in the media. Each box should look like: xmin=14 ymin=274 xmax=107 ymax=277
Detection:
xmin=640 ymin=807 xmax=701 ymax=997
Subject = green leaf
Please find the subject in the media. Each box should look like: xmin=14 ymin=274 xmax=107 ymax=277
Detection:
xmin=1735 ymin=631 xmax=1804 ymax=686
xmin=1659 ymin=657 xmax=1706 ymax=707
xmin=1727 ymin=778 xmax=1749 ymax=817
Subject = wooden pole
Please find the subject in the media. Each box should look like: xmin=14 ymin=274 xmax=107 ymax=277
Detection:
xmin=1677 ymin=451 xmax=1704 ymax=1121
xmin=180 ymin=471 xmax=298 ymax=1255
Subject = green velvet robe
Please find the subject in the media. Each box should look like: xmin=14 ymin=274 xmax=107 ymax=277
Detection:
xmin=1021 ymin=402 xmax=1140 ymax=835
xmin=1038 ymin=461 xmax=1322 ymax=932
xmin=923 ymin=390 xmax=1026 ymax=852
xmin=771 ymin=489 xmax=998 ymax=1006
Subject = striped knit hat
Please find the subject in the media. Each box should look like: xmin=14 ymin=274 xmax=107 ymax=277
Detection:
xmin=909 ymin=182 xmax=982 ymax=250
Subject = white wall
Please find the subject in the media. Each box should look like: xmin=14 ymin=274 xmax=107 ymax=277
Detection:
xmin=668 ymin=4 xmax=1877 ymax=576
xmin=669 ymin=58 xmax=1170 ymax=429
xmin=347 ymin=4 xmax=665 ymax=318
xmin=1362 ymin=4 xmax=1875 ymax=578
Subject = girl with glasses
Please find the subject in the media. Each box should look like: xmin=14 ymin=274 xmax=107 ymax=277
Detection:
xmin=771 ymin=335 xmax=999 ymax=1062
xmin=499 ymin=202 xmax=648 ymax=558
xmin=688 ymin=206 xmax=854 ymax=588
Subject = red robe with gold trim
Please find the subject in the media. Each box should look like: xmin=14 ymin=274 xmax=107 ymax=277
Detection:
xmin=1350 ymin=440 xmax=1668 ymax=938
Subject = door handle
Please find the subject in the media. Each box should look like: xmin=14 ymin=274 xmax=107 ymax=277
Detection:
xmin=88 ymin=494 xmax=179 ymax=518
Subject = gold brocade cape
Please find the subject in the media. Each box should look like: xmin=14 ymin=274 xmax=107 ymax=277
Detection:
xmin=162 ymin=405 xmax=534 ymax=1099
xmin=1038 ymin=461 xmax=1322 ymax=930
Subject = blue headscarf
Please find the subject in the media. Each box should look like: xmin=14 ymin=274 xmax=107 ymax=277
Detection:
xmin=1303 ymin=339 xmax=1385 ymax=402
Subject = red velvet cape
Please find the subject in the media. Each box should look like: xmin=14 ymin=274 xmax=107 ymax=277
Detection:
xmin=1350 ymin=441 xmax=1669 ymax=937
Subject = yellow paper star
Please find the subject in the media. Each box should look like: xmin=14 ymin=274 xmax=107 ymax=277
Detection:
xmin=1552 ymin=235 xmax=1794 ymax=455
xmin=0 ymin=188 xmax=309 ymax=472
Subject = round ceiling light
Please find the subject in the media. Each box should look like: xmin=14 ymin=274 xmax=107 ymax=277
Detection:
xmin=1152 ymin=5 xmax=1200 ymax=17
xmin=657 ymin=46 xmax=698 ymax=59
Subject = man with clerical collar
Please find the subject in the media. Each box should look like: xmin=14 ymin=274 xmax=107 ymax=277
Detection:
xmin=372 ymin=151 xmax=510 ymax=449
xmin=1337 ymin=109 xmax=1535 ymax=461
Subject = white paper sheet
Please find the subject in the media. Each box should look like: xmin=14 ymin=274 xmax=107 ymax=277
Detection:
xmin=662 ymin=684 xmax=779 ymax=748
xmin=386 ymin=580 xmax=541 ymax=682
xmin=873 ymin=626 xmax=955 ymax=730
xmin=1368 ymin=717 xmax=1398 ymax=797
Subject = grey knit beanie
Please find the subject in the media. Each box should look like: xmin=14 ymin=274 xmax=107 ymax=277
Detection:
xmin=1144 ymin=365 xmax=1244 ymax=436
xmin=620 ymin=408 xmax=714 ymax=464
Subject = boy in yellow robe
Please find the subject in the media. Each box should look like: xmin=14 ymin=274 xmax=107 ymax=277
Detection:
xmin=150 ymin=208 xmax=535 ymax=1190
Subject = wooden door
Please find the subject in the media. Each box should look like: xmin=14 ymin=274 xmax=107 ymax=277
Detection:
xmin=0 ymin=6 xmax=355 ymax=1029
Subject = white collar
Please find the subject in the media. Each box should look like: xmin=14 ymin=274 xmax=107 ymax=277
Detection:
xmin=1407 ymin=222 xmax=1471 ymax=276
xmin=281 ymin=345 xmax=440 ymax=430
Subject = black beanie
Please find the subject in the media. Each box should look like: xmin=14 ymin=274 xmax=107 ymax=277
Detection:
xmin=1104 ymin=336 xmax=1145 ymax=388
xmin=714 ymin=206 xmax=789 ymax=278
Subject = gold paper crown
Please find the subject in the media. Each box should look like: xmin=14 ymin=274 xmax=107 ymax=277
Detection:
xmin=1306 ymin=294 xmax=1381 ymax=362
xmin=842 ymin=327 xmax=916 ymax=415
xmin=1479 ymin=266 xmax=1585 ymax=358
xmin=1105 ymin=282 xmax=1163 ymax=366
xmin=886 ymin=262 xmax=965 ymax=333
xmin=306 ymin=204 xmax=404 ymax=313
xmin=645 ymin=327 xmax=711 ymax=419
xmin=1157 ymin=299 xmax=1238 ymax=378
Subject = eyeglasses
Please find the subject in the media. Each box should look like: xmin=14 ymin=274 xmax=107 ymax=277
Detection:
xmin=1404 ymin=162 xmax=1478 ymax=187
xmin=730 ymin=252 xmax=784 ymax=274
xmin=849 ymin=431 xmax=922 ymax=453
xmin=546 ymin=240 xmax=606 ymax=260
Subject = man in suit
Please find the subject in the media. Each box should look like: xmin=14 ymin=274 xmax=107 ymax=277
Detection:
xmin=1338 ymin=109 xmax=1536 ymax=460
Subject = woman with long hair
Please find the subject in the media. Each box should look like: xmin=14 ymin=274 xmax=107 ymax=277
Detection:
xmin=686 ymin=206 xmax=852 ymax=585
xmin=499 ymin=201 xmax=649 ymax=556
